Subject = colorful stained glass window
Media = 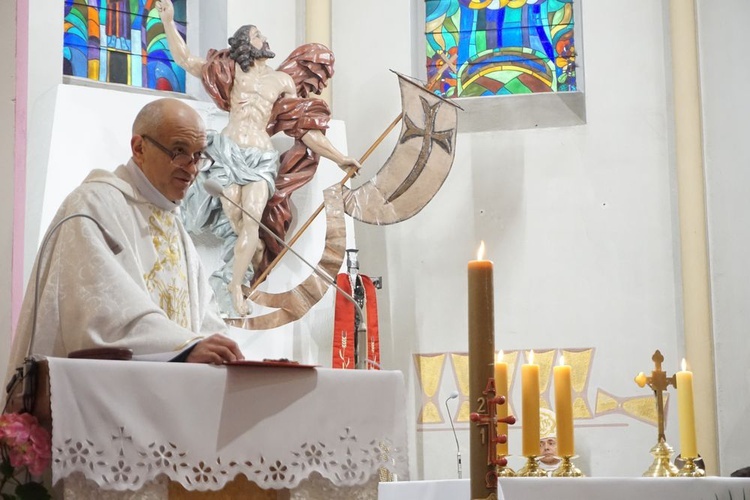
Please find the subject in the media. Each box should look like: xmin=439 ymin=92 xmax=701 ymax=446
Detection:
xmin=63 ymin=0 xmax=187 ymax=93
xmin=426 ymin=0 xmax=577 ymax=98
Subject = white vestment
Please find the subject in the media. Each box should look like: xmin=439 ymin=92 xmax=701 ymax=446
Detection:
xmin=6 ymin=161 xmax=227 ymax=378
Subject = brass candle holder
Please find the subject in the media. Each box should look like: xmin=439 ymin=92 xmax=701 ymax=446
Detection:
xmin=643 ymin=439 xmax=678 ymax=477
xmin=635 ymin=350 xmax=679 ymax=477
xmin=495 ymin=456 xmax=516 ymax=477
xmin=552 ymin=455 xmax=584 ymax=477
xmin=677 ymin=456 xmax=705 ymax=477
xmin=517 ymin=456 xmax=548 ymax=477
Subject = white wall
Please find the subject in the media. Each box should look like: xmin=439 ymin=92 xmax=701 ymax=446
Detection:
xmin=697 ymin=0 xmax=750 ymax=476
xmin=227 ymin=0 xmax=299 ymax=67
xmin=23 ymin=0 xmax=64 ymax=284
xmin=330 ymin=0 xmax=686 ymax=479
xmin=0 ymin=0 xmax=18 ymax=384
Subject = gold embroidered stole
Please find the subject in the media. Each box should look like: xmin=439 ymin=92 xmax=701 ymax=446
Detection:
xmin=143 ymin=208 xmax=190 ymax=328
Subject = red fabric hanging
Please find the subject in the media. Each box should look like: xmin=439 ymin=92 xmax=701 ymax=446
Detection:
xmin=332 ymin=274 xmax=380 ymax=369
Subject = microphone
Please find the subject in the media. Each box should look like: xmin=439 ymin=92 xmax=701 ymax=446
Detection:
xmin=203 ymin=179 xmax=370 ymax=369
xmin=445 ymin=390 xmax=462 ymax=479
xmin=27 ymin=213 xmax=124 ymax=360
xmin=5 ymin=213 xmax=124 ymax=413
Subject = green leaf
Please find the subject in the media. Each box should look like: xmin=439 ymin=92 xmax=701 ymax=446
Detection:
xmin=0 ymin=461 xmax=14 ymax=477
xmin=15 ymin=481 xmax=51 ymax=500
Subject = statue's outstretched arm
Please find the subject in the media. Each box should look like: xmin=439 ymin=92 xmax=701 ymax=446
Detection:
xmin=156 ymin=0 xmax=205 ymax=78
xmin=301 ymin=129 xmax=361 ymax=173
xmin=274 ymin=72 xmax=360 ymax=173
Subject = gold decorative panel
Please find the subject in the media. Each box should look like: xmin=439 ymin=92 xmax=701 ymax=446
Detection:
xmin=414 ymin=353 xmax=447 ymax=424
xmin=595 ymin=388 xmax=669 ymax=426
xmin=412 ymin=347 xmax=679 ymax=430
xmin=449 ymin=353 xmax=471 ymax=422
xmin=562 ymin=348 xmax=595 ymax=419
xmin=526 ymin=349 xmax=555 ymax=410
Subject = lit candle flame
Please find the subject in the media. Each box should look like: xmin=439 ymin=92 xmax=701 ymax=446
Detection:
xmin=496 ymin=350 xmax=504 ymax=363
xmin=559 ymin=355 xmax=565 ymax=366
xmin=477 ymin=241 xmax=486 ymax=261
xmin=528 ymin=350 xmax=535 ymax=364
xmin=681 ymin=358 xmax=687 ymax=371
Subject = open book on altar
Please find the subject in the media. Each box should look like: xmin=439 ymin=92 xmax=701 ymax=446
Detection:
xmin=225 ymin=360 xmax=318 ymax=369
xmin=131 ymin=351 xmax=317 ymax=367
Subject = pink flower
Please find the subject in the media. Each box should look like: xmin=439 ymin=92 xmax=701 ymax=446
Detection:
xmin=0 ymin=412 xmax=52 ymax=477
xmin=0 ymin=413 xmax=32 ymax=441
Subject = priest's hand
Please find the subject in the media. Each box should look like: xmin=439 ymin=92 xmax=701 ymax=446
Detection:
xmin=186 ymin=334 xmax=244 ymax=364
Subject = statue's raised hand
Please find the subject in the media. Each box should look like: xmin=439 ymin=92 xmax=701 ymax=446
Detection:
xmin=156 ymin=0 xmax=174 ymax=23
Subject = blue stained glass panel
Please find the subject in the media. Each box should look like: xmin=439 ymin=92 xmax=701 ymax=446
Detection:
xmin=63 ymin=0 xmax=187 ymax=93
xmin=425 ymin=0 xmax=577 ymax=98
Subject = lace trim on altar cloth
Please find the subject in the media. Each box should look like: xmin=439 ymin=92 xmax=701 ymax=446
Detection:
xmin=53 ymin=426 xmax=407 ymax=492
xmin=290 ymin=472 xmax=381 ymax=500
xmin=62 ymin=471 xmax=381 ymax=500
xmin=63 ymin=473 xmax=169 ymax=499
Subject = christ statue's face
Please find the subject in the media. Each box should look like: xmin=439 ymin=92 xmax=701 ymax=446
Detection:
xmin=228 ymin=25 xmax=275 ymax=72
xmin=246 ymin=26 xmax=275 ymax=60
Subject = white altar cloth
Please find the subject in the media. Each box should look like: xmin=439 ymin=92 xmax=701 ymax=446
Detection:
xmin=378 ymin=477 xmax=750 ymax=500
xmin=46 ymin=358 xmax=408 ymax=491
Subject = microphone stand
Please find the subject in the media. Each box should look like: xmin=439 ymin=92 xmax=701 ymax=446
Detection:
xmin=7 ymin=213 xmax=123 ymax=413
xmin=203 ymin=180 xmax=370 ymax=369
xmin=445 ymin=394 xmax=462 ymax=479
xmin=346 ymin=249 xmax=366 ymax=370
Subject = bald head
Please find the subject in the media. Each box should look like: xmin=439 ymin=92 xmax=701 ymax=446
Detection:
xmin=132 ymin=98 xmax=204 ymax=137
xmin=130 ymin=98 xmax=208 ymax=202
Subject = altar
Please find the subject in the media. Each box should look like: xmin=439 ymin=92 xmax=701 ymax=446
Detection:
xmin=378 ymin=477 xmax=750 ymax=500
xmin=33 ymin=358 xmax=408 ymax=498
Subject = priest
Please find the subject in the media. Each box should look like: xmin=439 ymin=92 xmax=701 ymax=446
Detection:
xmin=6 ymin=98 xmax=243 ymax=382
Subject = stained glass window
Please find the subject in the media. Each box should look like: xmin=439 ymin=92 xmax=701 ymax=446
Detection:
xmin=63 ymin=0 xmax=187 ymax=93
xmin=426 ymin=0 xmax=577 ymax=98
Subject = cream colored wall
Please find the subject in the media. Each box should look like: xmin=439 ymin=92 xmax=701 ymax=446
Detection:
xmin=697 ymin=0 xmax=750 ymax=476
xmin=667 ymin=0 xmax=718 ymax=473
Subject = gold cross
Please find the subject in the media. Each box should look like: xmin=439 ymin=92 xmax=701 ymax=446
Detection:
xmin=635 ymin=350 xmax=676 ymax=441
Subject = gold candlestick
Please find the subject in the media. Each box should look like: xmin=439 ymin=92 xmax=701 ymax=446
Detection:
xmin=677 ymin=456 xmax=706 ymax=477
xmin=643 ymin=439 xmax=679 ymax=477
xmin=552 ymin=455 xmax=584 ymax=477
xmin=635 ymin=350 xmax=678 ymax=477
xmin=517 ymin=456 xmax=548 ymax=477
xmin=495 ymin=456 xmax=516 ymax=477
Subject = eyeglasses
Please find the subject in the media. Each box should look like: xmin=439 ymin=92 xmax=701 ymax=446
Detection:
xmin=142 ymin=135 xmax=214 ymax=170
